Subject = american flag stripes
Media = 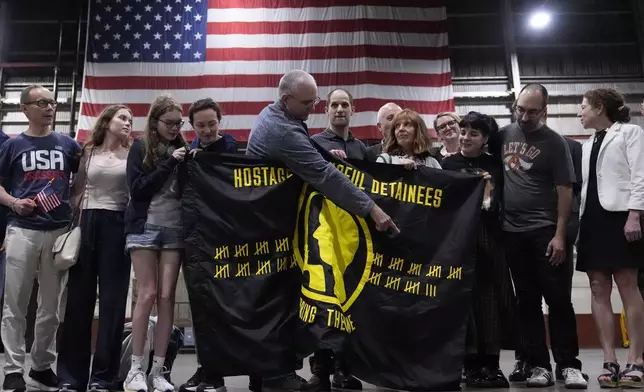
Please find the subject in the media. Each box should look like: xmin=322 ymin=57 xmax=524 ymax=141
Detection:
xmin=77 ymin=0 xmax=454 ymax=143
xmin=35 ymin=181 xmax=62 ymax=213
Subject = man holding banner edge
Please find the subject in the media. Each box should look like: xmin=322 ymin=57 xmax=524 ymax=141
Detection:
xmin=243 ymin=69 xmax=398 ymax=391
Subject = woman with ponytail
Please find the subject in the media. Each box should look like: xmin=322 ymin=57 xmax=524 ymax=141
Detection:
xmin=577 ymin=88 xmax=644 ymax=388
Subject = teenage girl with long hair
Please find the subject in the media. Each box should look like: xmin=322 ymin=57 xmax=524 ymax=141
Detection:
xmin=123 ymin=95 xmax=188 ymax=392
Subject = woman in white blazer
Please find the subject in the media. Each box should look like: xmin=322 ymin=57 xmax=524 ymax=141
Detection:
xmin=577 ymin=88 xmax=644 ymax=388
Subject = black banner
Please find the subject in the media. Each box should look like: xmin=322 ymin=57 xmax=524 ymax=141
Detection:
xmin=182 ymin=152 xmax=484 ymax=391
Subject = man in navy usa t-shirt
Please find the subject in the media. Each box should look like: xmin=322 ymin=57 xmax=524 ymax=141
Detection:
xmin=0 ymin=85 xmax=81 ymax=392
xmin=0 ymin=129 xmax=9 ymax=304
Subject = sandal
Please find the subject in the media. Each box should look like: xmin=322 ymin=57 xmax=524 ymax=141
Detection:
xmin=597 ymin=362 xmax=620 ymax=388
xmin=619 ymin=363 xmax=644 ymax=388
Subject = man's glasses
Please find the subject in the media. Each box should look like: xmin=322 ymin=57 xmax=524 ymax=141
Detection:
xmin=25 ymin=100 xmax=57 ymax=108
xmin=515 ymin=106 xmax=545 ymax=118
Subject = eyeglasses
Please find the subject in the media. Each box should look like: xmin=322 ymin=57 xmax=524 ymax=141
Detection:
xmin=436 ymin=120 xmax=457 ymax=132
xmin=25 ymin=100 xmax=57 ymax=108
xmin=158 ymin=119 xmax=185 ymax=129
xmin=515 ymin=106 xmax=545 ymax=118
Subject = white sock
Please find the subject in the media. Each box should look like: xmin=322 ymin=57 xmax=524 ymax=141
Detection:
xmin=132 ymin=355 xmax=144 ymax=371
xmin=150 ymin=356 xmax=165 ymax=375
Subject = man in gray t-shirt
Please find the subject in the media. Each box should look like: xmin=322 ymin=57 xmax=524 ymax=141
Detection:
xmin=501 ymin=84 xmax=586 ymax=388
xmin=502 ymin=122 xmax=575 ymax=232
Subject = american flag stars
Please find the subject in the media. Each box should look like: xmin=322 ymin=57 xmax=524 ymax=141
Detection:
xmin=89 ymin=0 xmax=207 ymax=63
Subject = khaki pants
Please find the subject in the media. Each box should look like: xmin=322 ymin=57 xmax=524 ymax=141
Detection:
xmin=2 ymin=225 xmax=67 ymax=375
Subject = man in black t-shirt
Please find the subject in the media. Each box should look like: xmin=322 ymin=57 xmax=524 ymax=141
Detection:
xmin=501 ymin=85 xmax=586 ymax=389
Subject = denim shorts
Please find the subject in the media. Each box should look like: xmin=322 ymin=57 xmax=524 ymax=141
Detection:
xmin=125 ymin=223 xmax=183 ymax=252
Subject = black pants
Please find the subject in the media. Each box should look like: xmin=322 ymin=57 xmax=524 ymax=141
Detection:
xmin=505 ymin=226 xmax=580 ymax=371
xmin=465 ymin=219 xmax=516 ymax=357
xmin=57 ymin=209 xmax=131 ymax=390
xmin=514 ymin=241 xmax=575 ymax=365
xmin=310 ymin=349 xmax=349 ymax=374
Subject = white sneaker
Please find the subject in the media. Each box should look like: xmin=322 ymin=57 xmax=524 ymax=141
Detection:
xmin=124 ymin=369 xmax=149 ymax=392
xmin=148 ymin=373 xmax=175 ymax=392
xmin=562 ymin=368 xmax=588 ymax=389
xmin=527 ymin=367 xmax=555 ymax=388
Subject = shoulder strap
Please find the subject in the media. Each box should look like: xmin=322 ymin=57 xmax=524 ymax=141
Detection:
xmin=69 ymin=148 xmax=92 ymax=229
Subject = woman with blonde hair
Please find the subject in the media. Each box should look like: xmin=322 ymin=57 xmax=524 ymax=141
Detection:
xmin=57 ymin=105 xmax=133 ymax=392
xmin=434 ymin=112 xmax=461 ymax=159
xmin=577 ymin=88 xmax=644 ymax=388
xmin=123 ymin=95 xmax=188 ymax=392
xmin=376 ymin=109 xmax=441 ymax=169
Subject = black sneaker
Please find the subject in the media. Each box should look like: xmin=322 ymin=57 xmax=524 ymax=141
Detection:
xmin=27 ymin=368 xmax=59 ymax=392
xmin=248 ymin=375 xmax=262 ymax=392
xmin=2 ymin=373 xmax=26 ymax=392
xmin=302 ymin=374 xmax=330 ymax=392
xmin=262 ymin=373 xmax=306 ymax=392
xmin=195 ymin=377 xmax=226 ymax=392
xmin=508 ymin=361 xmax=529 ymax=382
xmin=483 ymin=366 xmax=510 ymax=388
xmin=331 ymin=370 xmax=362 ymax=390
xmin=180 ymin=368 xmax=205 ymax=392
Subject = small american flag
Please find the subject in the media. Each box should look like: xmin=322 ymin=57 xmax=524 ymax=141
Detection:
xmin=35 ymin=181 xmax=62 ymax=213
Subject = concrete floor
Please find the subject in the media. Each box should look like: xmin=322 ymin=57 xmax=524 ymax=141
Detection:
xmin=3 ymin=349 xmax=637 ymax=391
xmin=164 ymin=349 xmax=635 ymax=391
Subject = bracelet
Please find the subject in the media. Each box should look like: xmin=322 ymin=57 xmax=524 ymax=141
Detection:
xmin=9 ymin=198 xmax=18 ymax=213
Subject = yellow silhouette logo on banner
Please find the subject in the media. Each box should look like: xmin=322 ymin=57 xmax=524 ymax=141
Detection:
xmin=294 ymin=188 xmax=373 ymax=312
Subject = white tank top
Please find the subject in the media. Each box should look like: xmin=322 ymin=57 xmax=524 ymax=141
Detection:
xmin=82 ymin=151 xmax=129 ymax=211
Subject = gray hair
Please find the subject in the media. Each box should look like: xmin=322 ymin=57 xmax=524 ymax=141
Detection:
xmin=376 ymin=102 xmax=402 ymax=124
xmin=278 ymin=69 xmax=317 ymax=96
xmin=20 ymin=84 xmax=47 ymax=104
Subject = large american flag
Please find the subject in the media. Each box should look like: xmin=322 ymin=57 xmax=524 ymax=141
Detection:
xmin=77 ymin=0 xmax=454 ymax=143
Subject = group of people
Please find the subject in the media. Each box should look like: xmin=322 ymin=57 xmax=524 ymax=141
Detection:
xmin=0 ymin=68 xmax=642 ymax=392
